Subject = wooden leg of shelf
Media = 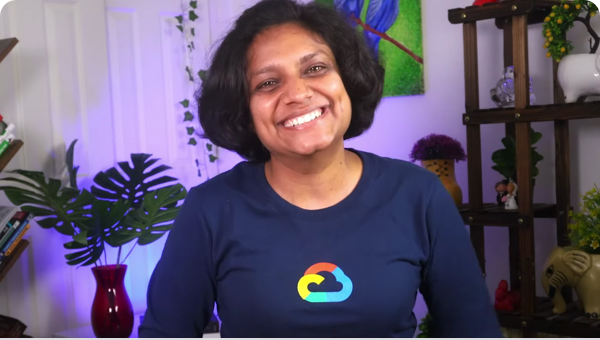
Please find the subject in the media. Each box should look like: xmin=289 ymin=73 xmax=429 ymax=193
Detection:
xmin=470 ymin=225 xmax=485 ymax=275
xmin=466 ymin=125 xmax=485 ymax=274
xmin=513 ymin=15 xmax=536 ymax=338
xmin=554 ymin=120 xmax=571 ymax=247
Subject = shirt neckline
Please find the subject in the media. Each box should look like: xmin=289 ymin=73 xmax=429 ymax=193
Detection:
xmin=253 ymin=148 xmax=374 ymax=220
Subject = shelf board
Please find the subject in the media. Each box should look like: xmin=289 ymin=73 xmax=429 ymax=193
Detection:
xmin=0 ymin=239 xmax=29 ymax=284
xmin=0 ymin=139 xmax=23 ymax=173
xmin=448 ymin=0 xmax=559 ymax=25
xmin=0 ymin=38 xmax=18 ymax=65
xmin=462 ymin=101 xmax=600 ymax=125
xmin=498 ymin=297 xmax=600 ymax=337
xmin=459 ymin=203 xmax=558 ymax=227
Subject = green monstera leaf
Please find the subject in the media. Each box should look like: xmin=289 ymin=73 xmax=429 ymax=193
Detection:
xmin=91 ymin=153 xmax=178 ymax=209
xmin=117 ymin=184 xmax=187 ymax=245
xmin=0 ymin=170 xmax=95 ymax=235
xmin=64 ymin=199 xmax=131 ymax=266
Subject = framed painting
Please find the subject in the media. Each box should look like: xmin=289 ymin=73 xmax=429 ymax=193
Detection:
xmin=315 ymin=0 xmax=424 ymax=97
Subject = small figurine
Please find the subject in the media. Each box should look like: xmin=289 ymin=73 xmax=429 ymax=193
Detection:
xmin=494 ymin=180 xmax=509 ymax=206
xmin=494 ymin=280 xmax=521 ymax=312
xmin=505 ymin=179 xmax=518 ymax=210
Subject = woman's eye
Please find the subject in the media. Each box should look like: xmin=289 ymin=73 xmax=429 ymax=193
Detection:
xmin=307 ymin=65 xmax=325 ymax=73
xmin=257 ymin=80 xmax=276 ymax=89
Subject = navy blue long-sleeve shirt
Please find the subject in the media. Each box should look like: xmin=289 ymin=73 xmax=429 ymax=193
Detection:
xmin=139 ymin=149 xmax=502 ymax=337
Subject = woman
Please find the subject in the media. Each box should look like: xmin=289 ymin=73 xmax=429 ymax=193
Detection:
xmin=139 ymin=0 xmax=502 ymax=337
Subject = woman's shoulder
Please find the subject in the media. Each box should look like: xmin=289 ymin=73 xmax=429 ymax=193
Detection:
xmin=356 ymin=149 xmax=439 ymax=185
xmin=185 ymin=160 xmax=259 ymax=206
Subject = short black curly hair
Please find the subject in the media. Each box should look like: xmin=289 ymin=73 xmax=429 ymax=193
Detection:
xmin=197 ymin=0 xmax=385 ymax=163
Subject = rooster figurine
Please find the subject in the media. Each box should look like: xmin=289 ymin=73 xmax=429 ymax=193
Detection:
xmin=494 ymin=280 xmax=521 ymax=311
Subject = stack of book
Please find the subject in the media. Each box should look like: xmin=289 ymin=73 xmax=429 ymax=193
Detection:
xmin=0 ymin=206 xmax=33 ymax=267
xmin=0 ymin=114 xmax=16 ymax=158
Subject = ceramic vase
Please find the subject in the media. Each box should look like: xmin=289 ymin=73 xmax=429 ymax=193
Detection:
xmin=557 ymin=53 xmax=600 ymax=103
xmin=91 ymin=264 xmax=134 ymax=338
xmin=421 ymin=159 xmax=463 ymax=207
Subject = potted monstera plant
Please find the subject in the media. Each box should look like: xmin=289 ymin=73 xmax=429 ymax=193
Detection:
xmin=0 ymin=140 xmax=187 ymax=338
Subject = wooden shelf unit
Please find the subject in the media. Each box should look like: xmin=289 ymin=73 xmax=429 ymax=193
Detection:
xmin=448 ymin=0 xmax=598 ymax=338
xmin=0 ymin=38 xmax=27 ymax=285
xmin=0 ymin=240 xmax=29 ymax=284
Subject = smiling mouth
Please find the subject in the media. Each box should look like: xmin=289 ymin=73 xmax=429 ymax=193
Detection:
xmin=282 ymin=108 xmax=325 ymax=128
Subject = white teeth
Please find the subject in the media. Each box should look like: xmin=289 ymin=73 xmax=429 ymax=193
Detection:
xmin=283 ymin=109 xmax=323 ymax=127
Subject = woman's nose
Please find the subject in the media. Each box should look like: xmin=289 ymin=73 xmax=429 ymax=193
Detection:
xmin=282 ymin=77 xmax=313 ymax=104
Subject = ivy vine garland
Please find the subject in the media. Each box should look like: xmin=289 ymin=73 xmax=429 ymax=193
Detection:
xmin=175 ymin=1 xmax=218 ymax=178
xmin=543 ymin=0 xmax=599 ymax=62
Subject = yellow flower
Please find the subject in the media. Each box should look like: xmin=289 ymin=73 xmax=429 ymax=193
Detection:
xmin=551 ymin=13 xmax=556 ymax=17
xmin=576 ymin=4 xmax=581 ymax=10
xmin=591 ymin=240 xmax=599 ymax=250
xmin=581 ymin=239 xmax=588 ymax=247
xmin=564 ymin=4 xmax=570 ymax=9
xmin=592 ymin=12 xmax=597 ymax=17
xmin=547 ymin=52 xmax=552 ymax=58
xmin=557 ymin=18 xmax=563 ymax=24
xmin=546 ymin=32 xmax=552 ymax=37
xmin=550 ymin=37 xmax=554 ymax=42
xmin=545 ymin=16 xmax=551 ymax=22
xmin=561 ymin=47 xmax=566 ymax=52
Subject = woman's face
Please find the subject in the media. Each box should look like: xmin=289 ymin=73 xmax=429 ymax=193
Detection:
xmin=246 ymin=23 xmax=352 ymax=159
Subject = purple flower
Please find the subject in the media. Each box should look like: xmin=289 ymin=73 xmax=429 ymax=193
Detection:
xmin=409 ymin=134 xmax=467 ymax=163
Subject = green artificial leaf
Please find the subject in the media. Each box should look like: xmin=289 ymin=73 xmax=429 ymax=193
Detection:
xmin=180 ymin=99 xmax=190 ymax=108
xmin=314 ymin=0 xmax=334 ymax=6
xmin=0 ymin=170 xmax=95 ymax=236
xmin=176 ymin=25 xmax=183 ymax=32
xmin=190 ymin=0 xmax=197 ymax=9
xmin=63 ymin=199 xmax=131 ymax=266
xmin=206 ymin=143 xmax=212 ymax=151
xmin=184 ymin=111 xmax=194 ymax=122
xmin=186 ymin=127 xmax=195 ymax=135
xmin=188 ymin=138 xmax=198 ymax=146
xmin=531 ymin=130 xmax=542 ymax=145
xmin=189 ymin=10 xmax=198 ymax=21
xmin=66 ymin=139 xmax=79 ymax=190
xmin=191 ymin=27 xmax=195 ymax=36
xmin=198 ymin=70 xmax=207 ymax=82
xmin=91 ymin=154 xmax=178 ymax=209
xmin=118 ymin=184 xmax=187 ymax=245
xmin=175 ymin=15 xmax=183 ymax=24
xmin=185 ymin=66 xmax=193 ymax=81
xmin=209 ymin=154 xmax=218 ymax=163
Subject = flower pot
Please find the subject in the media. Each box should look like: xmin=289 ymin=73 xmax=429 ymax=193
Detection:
xmin=91 ymin=265 xmax=134 ymax=338
xmin=421 ymin=159 xmax=463 ymax=207
xmin=541 ymin=246 xmax=600 ymax=319
xmin=557 ymin=53 xmax=600 ymax=103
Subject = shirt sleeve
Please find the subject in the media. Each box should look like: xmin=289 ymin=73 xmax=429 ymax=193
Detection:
xmin=138 ymin=188 xmax=216 ymax=338
xmin=419 ymin=178 xmax=503 ymax=337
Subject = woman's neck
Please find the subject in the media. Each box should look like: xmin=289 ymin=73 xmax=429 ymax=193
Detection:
xmin=265 ymin=146 xmax=363 ymax=210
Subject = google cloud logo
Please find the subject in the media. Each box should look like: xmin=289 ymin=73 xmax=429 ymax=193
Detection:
xmin=297 ymin=262 xmax=353 ymax=303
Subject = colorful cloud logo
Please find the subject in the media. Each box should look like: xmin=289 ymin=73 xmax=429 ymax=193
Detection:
xmin=0 ymin=0 xmax=15 ymax=15
xmin=297 ymin=262 xmax=353 ymax=303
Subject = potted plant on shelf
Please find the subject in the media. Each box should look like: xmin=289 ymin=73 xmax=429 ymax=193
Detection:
xmin=0 ymin=140 xmax=187 ymax=338
xmin=490 ymin=128 xmax=544 ymax=208
xmin=542 ymin=0 xmax=600 ymax=103
xmin=540 ymin=184 xmax=600 ymax=319
xmin=410 ymin=133 xmax=467 ymax=207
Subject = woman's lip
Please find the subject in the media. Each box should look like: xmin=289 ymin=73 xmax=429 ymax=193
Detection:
xmin=280 ymin=107 xmax=328 ymax=130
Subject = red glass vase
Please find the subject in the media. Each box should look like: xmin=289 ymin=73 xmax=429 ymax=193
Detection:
xmin=91 ymin=265 xmax=134 ymax=338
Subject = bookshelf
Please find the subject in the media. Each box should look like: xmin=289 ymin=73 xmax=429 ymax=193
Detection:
xmin=448 ymin=0 xmax=600 ymax=337
xmin=0 ymin=37 xmax=27 ymax=285
xmin=0 ymin=240 xmax=28 ymax=284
